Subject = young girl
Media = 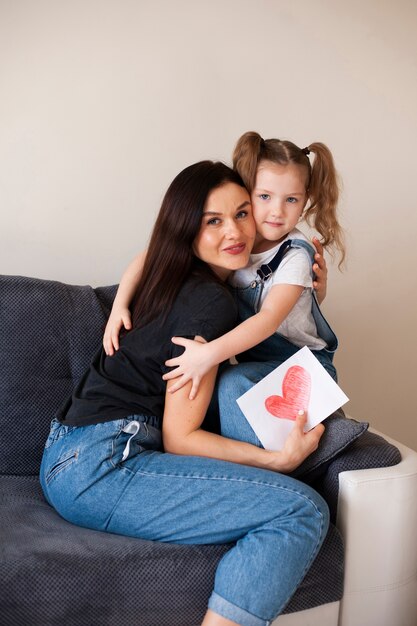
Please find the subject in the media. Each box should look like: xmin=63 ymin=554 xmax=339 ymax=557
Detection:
xmin=156 ymin=132 xmax=345 ymax=401
xmin=103 ymin=135 xmax=334 ymax=396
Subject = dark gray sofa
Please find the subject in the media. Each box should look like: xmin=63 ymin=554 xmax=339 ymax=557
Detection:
xmin=0 ymin=275 xmax=401 ymax=626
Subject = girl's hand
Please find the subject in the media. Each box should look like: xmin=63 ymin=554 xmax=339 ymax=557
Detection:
xmin=312 ymin=237 xmax=328 ymax=304
xmin=274 ymin=411 xmax=325 ymax=473
xmin=163 ymin=337 xmax=214 ymax=399
xmin=103 ymin=307 xmax=132 ymax=356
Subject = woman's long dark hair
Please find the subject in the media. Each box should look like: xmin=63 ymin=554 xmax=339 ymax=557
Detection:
xmin=130 ymin=161 xmax=246 ymax=329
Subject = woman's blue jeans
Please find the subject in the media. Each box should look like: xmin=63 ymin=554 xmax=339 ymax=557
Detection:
xmin=40 ymin=410 xmax=329 ymax=626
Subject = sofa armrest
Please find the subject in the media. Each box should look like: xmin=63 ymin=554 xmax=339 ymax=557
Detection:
xmin=337 ymin=429 xmax=417 ymax=626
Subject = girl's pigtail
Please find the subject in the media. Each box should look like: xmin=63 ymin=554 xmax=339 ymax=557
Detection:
xmin=304 ymin=142 xmax=346 ymax=268
xmin=232 ymin=131 xmax=264 ymax=192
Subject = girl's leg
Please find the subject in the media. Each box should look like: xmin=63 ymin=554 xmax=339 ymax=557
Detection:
xmin=313 ymin=349 xmax=337 ymax=381
xmin=218 ymin=361 xmax=279 ymax=445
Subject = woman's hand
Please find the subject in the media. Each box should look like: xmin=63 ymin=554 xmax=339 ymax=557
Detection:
xmin=103 ymin=307 xmax=132 ymax=356
xmin=271 ymin=411 xmax=325 ymax=473
xmin=312 ymin=237 xmax=328 ymax=304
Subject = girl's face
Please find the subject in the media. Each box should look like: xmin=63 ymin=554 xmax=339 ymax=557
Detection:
xmin=193 ymin=182 xmax=256 ymax=280
xmin=251 ymin=161 xmax=309 ymax=253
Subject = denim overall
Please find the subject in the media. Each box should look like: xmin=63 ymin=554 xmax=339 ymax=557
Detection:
xmin=233 ymin=238 xmax=338 ymax=381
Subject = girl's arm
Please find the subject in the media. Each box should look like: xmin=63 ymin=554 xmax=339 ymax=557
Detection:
xmin=102 ymin=240 xmax=327 ymax=357
xmin=312 ymin=237 xmax=327 ymax=304
xmin=164 ymin=239 xmax=328 ymax=398
xmin=163 ymin=282 xmax=304 ymax=398
xmin=162 ymin=352 xmax=324 ymax=473
xmin=103 ymin=250 xmax=147 ymax=356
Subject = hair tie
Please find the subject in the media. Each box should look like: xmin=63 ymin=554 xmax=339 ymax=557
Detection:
xmin=302 ymin=147 xmax=310 ymax=156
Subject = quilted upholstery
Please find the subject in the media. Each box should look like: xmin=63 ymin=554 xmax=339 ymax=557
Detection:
xmin=0 ymin=275 xmax=116 ymax=475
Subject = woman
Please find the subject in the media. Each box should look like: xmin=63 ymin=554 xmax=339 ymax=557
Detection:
xmin=40 ymin=161 xmax=329 ymax=626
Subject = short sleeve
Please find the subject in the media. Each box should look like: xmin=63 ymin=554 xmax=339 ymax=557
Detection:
xmin=161 ymin=280 xmax=237 ymax=372
xmin=272 ymin=247 xmax=313 ymax=289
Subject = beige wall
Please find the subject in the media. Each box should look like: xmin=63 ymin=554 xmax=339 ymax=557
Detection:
xmin=1 ymin=0 xmax=416 ymax=450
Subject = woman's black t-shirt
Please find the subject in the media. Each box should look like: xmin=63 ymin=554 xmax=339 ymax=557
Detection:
xmin=57 ymin=275 xmax=237 ymax=426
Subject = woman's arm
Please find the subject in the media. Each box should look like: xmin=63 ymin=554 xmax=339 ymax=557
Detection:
xmin=163 ymin=283 xmax=303 ymax=398
xmin=103 ymin=250 xmax=147 ymax=355
xmin=162 ymin=357 xmax=324 ymax=473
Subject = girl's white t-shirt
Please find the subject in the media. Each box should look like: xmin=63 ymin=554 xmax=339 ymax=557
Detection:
xmin=229 ymin=228 xmax=327 ymax=350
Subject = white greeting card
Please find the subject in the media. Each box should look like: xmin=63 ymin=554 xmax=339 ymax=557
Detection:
xmin=236 ymin=346 xmax=349 ymax=451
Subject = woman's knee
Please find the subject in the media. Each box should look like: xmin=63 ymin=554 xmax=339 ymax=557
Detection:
xmin=287 ymin=483 xmax=330 ymax=541
xmin=264 ymin=475 xmax=329 ymax=538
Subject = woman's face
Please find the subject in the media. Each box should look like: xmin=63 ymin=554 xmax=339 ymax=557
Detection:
xmin=193 ymin=182 xmax=256 ymax=280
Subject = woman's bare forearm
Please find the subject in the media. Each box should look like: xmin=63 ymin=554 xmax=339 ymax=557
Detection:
xmin=162 ymin=370 xmax=324 ymax=474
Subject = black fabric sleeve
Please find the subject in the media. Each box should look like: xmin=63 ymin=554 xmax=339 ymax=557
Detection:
xmin=161 ymin=282 xmax=237 ymax=374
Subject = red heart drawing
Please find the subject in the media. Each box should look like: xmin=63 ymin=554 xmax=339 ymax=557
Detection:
xmin=265 ymin=365 xmax=311 ymax=421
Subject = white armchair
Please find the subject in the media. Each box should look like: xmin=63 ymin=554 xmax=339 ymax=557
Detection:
xmin=273 ymin=429 xmax=417 ymax=626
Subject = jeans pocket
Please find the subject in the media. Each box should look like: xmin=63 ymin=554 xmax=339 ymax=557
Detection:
xmin=109 ymin=420 xmax=150 ymax=467
xmin=45 ymin=449 xmax=79 ymax=485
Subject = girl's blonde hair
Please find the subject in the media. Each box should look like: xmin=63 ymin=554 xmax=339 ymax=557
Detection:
xmin=233 ymin=131 xmax=345 ymax=267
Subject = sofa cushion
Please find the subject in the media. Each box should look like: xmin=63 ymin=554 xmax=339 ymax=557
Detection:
xmin=290 ymin=409 xmax=369 ymax=482
xmin=311 ymin=429 xmax=402 ymax=522
xmin=0 ymin=474 xmax=344 ymax=625
xmin=0 ymin=275 xmax=116 ymax=475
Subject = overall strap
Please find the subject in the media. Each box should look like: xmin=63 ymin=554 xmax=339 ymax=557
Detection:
xmin=255 ymin=237 xmax=338 ymax=352
xmin=256 ymin=240 xmax=293 ymax=282
xmin=257 ymin=238 xmax=317 ymax=281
